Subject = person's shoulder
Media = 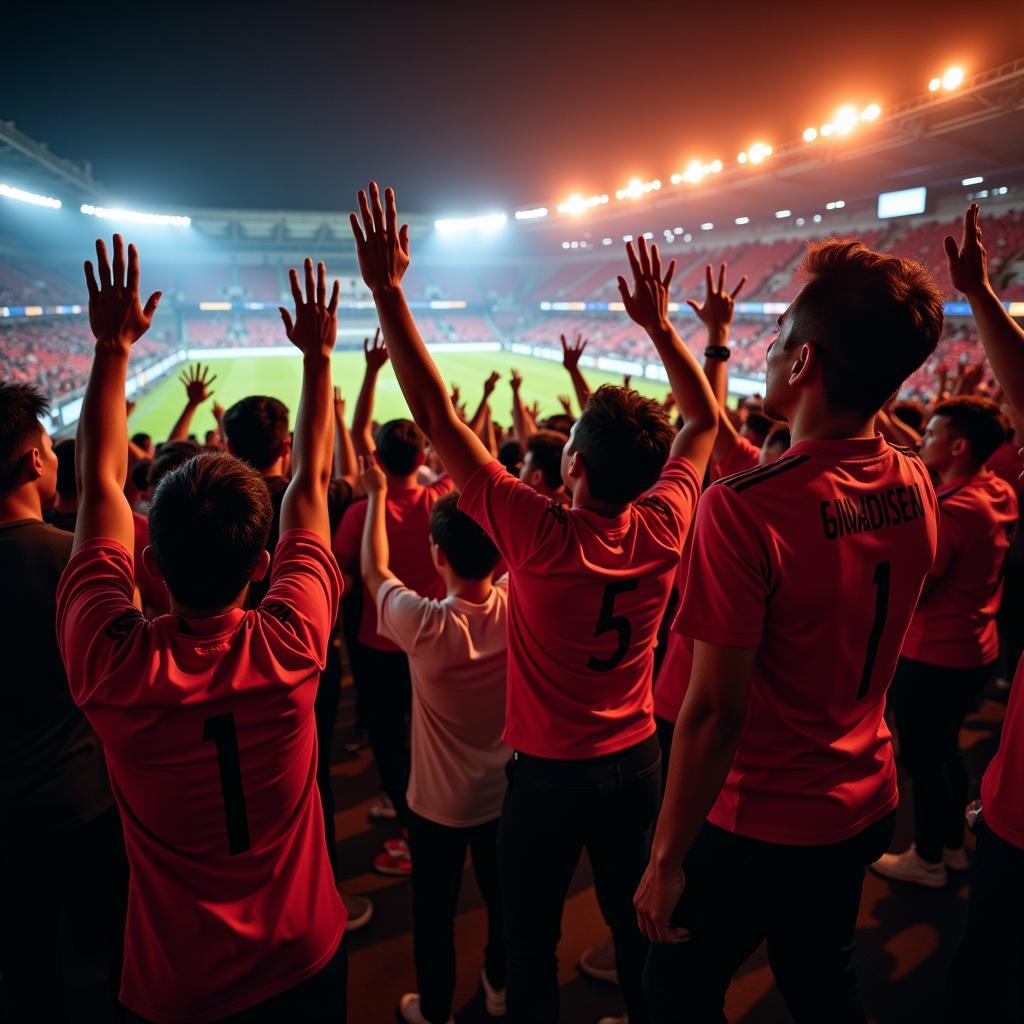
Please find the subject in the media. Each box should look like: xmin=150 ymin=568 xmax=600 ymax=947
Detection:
xmin=713 ymin=451 xmax=813 ymax=497
xmin=3 ymin=518 xmax=75 ymax=559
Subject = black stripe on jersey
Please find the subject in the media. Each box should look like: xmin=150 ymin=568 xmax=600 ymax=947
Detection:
xmin=890 ymin=443 xmax=922 ymax=460
xmin=726 ymin=455 xmax=812 ymax=493
xmin=715 ymin=453 xmax=802 ymax=489
xmin=937 ymin=480 xmax=973 ymax=504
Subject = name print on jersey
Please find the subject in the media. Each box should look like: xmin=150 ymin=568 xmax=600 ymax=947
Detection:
xmin=820 ymin=483 xmax=928 ymax=541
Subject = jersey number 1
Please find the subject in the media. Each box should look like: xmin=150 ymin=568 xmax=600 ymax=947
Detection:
xmin=203 ymin=713 xmax=251 ymax=855
xmin=588 ymin=578 xmax=641 ymax=672
xmin=857 ymin=561 xmax=891 ymax=700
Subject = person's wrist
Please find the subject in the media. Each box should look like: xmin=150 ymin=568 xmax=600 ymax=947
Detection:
xmin=963 ymin=280 xmax=996 ymax=303
xmin=94 ymin=336 xmax=133 ymax=357
xmin=371 ymin=280 xmax=403 ymax=300
xmin=706 ymin=325 xmax=728 ymax=345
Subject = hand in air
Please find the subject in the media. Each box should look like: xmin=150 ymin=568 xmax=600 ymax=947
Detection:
xmin=618 ymin=237 xmax=676 ymax=333
xmin=84 ymin=234 xmax=162 ymax=349
xmin=212 ymin=401 xmax=225 ymax=421
xmin=560 ymin=333 xmax=587 ymax=370
xmin=944 ymin=204 xmax=989 ymax=298
xmin=364 ymin=327 xmax=388 ymax=371
xmin=358 ymin=454 xmax=387 ymax=496
xmin=557 ymin=394 xmax=573 ymax=415
xmin=350 ymin=182 xmax=410 ymax=294
xmin=509 ymin=368 xmax=523 ymax=392
xmin=686 ymin=263 xmax=747 ymax=333
xmin=279 ymin=258 xmax=339 ymax=358
xmin=633 ymin=860 xmax=690 ymax=945
xmin=333 ymin=386 xmax=346 ymax=418
xmin=179 ymin=363 xmax=217 ymax=406
xmin=483 ymin=371 xmax=501 ymax=397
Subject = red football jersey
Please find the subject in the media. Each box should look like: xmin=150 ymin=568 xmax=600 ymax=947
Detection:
xmin=459 ymin=457 xmax=701 ymax=759
xmin=901 ymin=473 xmax=1017 ymax=668
xmin=653 ymin=559 xmax=693 ymax=723
xmin=985 ymin=440 xmax=1023 ymax=495
xmin=56 ymin=530 xmax=345 ymax=1023
xmin=710 ymin=433 xmax=760 ymax=481
xmin=333 ymin=477 xmax=454 ymax=650
xmin=981 ymin=653 xmax=1024 ymax=849
xmin=674 ymin=436 xmax=938 ymax=845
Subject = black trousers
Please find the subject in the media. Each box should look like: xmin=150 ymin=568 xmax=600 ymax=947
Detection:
xmin=655 ymin=714 xmax=675 ymax=789
xmin=407 ymin=811 xmax=505 ymax=1024
xmin=644 ymin=813 xmax=895 ymax=1024
xmin=125 ymin=939 xmax=347 ymax=1024
xmin=349 ymin=642 xmax=412 ymax=823
xmin=498 ymin=734 xmax=661 ymax=1024
xmin=945 ymin=822 xmax=1024 ymax=1022
xmin=0 ymin=805 xmax=128 ymax=1023
xmin=314 ymin=639 xmax=342 ymax=878
xmin=889 ymin=656 xmax=995 ymax=863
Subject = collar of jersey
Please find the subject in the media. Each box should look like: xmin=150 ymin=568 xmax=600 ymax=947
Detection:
xmin=936 ymin=471 xmax=989 ymax=496
xmin=169 ymin=607 xmax=247 ymax=635
xmin=785 ymin=433 xmax=887 ymax=461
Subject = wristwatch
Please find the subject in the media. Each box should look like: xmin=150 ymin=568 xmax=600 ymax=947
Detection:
xmin=704 ymin=345 xmax=731 ymax=361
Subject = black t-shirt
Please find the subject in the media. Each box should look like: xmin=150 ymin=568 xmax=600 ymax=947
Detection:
xmin=43 ymin=506 xmax=78 ymax=533
xmin=0 ymin=519 xmax=112 ymax=844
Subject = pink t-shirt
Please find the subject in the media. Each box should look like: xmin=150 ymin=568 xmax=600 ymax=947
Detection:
xmin=375 ymin=576 xmax=510 ymax=827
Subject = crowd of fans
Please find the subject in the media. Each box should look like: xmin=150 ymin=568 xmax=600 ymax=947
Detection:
xmin=2 ymin=193 xmax=1024 ymax=1024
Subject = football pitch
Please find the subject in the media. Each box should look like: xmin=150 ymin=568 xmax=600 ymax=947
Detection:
xmin=127 ymin=350 xmax=673 ymax=440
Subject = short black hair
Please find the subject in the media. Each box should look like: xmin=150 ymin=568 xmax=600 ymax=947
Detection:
xmin=526 ymin=429 xmax=568 ymax=488
xmin=570 ymin=385 xmax=675 ymax=504
xmin=788 ymin=240 xmax=944 ymax=416
xmin=148 ymin=440 xmax=201 ymax=490
xmin=222 ymin=396 xmax=289 ymax=470
xmin=498 ymin=439 xmax=524 ymax=475
xmin=130 ymin=458 xmax=152 ymax=493
xmin=541 ymin=413 xmax=575 ymax=436
xmin=743 ymin=412 xmax=774 ymax=447
xmin=891 ymin=399 xmax=927 ymax=435
xmin=148 ymin=452 xmax=273 ymax=610
xmin=429 ymin=491 xmax=500 ymax=580
xmin=53 ymin=438 xmax=76 ymax=498
xmin=933 ymin=397 xmax=1012 ymax=466
xmin=0 ymin=382 xmax=48 ymax=494
xmin=131 ymin=432 xmax=152 ymax=450
xmin=376 ymin=419 xmax=425 ymax=476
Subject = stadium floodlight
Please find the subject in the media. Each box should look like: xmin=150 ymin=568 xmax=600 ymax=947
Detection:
xmin=942 ymin=66 xmax=964 ymax=90
xmin=962 ymin=176 xmax=984 ymax=186
xmin=710 ymin=159 xmax=723 ymax=173
xmin=796 ymin=217 xmax=806 ymax=226
xmin=928 ymin=77 xmax=942 ymax=92
xmin=701 ymin=222 xmax=714 ymax=230
xmin=434 ymin=212 xmax=507 ymax=233
xmin=642 ymin=231 xmax=654 ymax=239
xmin=775 ymin=210 xmax=792 ymax=219
xmin=615 ymin=178 xmax=662 ymax=201
xmin=557 ymin=193 xmax=609 ymax=216
xmin=737 ymin=152 xmax=748 ymax=164
xmin=813 ymin=213 xmax=823 ymax=223
xmin=673 ymin=227 xmax=684 ymax=234
xmin=0 ymin=183 xmax=62 ymax=209
xmin=514 ymin=206 xmax=548 ymax=221
xmin=820 ymin=123 xmax=834 ymax=137
xmin=683 ymin=233 xmax=692 ymax=242
xmin=825 ymin=200 xmax=846 ymax=210
xmin=735 ymin=216 xmax=750 ymax=225
xmin=833 ymin=105 xmax=859 ymax=135
xmin=602 ymin=237 xmax=613 ymax=245
xmin=561 ymin=241 xmax=570 ymax=249
xmin=80 ymin=204 xmax=191 ymax=227
xmin=803 ymin=127 xmax=818 ymax=143
xmin=743 ymin=142 xmax=772 ymax=165
xmin=860 ymin=103 xmax=882 ymax=122
xmin=622 ymin=234 xmax=633 ymax=242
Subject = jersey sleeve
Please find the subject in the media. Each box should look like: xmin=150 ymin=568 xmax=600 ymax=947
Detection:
xmin=259 ymin=529 xmax=343 ymax=663
xmin=674 ymin=482 xmax=771 ymax=648
xmin=930 ymin=504 xmax=965 ymax=579
xmin=458 ymin=460 xmax=563 ymax=570
xmin=55 ymin=539 xmax=146 ymax=707
xmin=375 ymin=577 xmax=438 ymax=652
xmin=332 ymin=499 xmax=365 ymax=575
xmin=427 ymin=474 xmax=456 ymax=501
xmin=711 ymin=435 xmax=761 ymax=481
xmin=634 ymin=456 xmax=703 ymax=550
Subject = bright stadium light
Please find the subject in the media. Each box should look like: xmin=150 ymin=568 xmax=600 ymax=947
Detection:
xmin=80 ymin=204 xmax=191 ymax=227
xmin=735 ymin=216 xmax=750 ymax=225
xmin=602 ymin=237 xmax=613 ymax=245
xmin=701 ymin=222 xmax=714 ymax=230
xmin=820 ymin=123 xmax=834 ymax=137
xmin=434 ymin=212 xmax=507 ymax=233
xmin=622 ymin=234 xmax=633 ymax=242
xmin=861 ymin=103 xmax=882 ymax=121
xmin=825 ymin=200 xmax=846 ymax=210
xmin=673 ymin=227 xmax=684 ymax=234
xmin=929 ymin=76 xmax=942 ymax=92
xmin=682 ymin=160 xmax=705 ymax=184
xmin=683 ymin=232 xmax=692 ymax=242
xmin=737 ymin=152 xmax=748 ymax=164
xmin=813 ymin=213 xmax=823 ymax=223
xmin=514 ymin=206 xmax=548 ymax=221
xmin=942 ymin=66 xmax=964 ymax=90
xmin=561 ymin=241 xmax=570 ymax=249
xmin=0 ymin=183 xmax=62 ymax=209
xmin=833 ymin=105 xmax=859 ymax=135
xmin=962 ymin=176 xmax=984 ymax=186
xmin=615 ymin=177 xmax=662 ymax=201
xmin=557 ymin=193 xmax=609 ymax=216
xmin=710 ymin=159 xmax=723 ymax=173
xmin=775 ymin=209 xmax=792 ymax=219
xmin=744 ymin=142 xmax=772 ymax=165
xmin=803 ymin=127 xmax=818 ymax=142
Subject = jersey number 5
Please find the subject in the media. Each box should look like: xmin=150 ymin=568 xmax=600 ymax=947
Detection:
xmin=588 ymin=578 xmax=641 ymax=672
xmin=857 ymin=561 xmax=891 ymax=700
xmin=203 ymin=713 xmax=252 ymax=854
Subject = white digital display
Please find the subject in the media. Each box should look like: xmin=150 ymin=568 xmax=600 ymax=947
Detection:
xmin=877 ymin=186 xmax=927 ymax=219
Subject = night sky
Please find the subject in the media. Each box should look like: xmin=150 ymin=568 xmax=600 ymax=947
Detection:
xmin=3 ymin=0 xmax=1023 ymax=214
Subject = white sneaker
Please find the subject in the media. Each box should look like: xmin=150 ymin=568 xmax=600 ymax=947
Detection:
xmin=481 ymin=966 xmax=506 ymax=1017
xmin=369 ymin=793 xmax=397 ymax=820
xmin=578 ymin=938 xmax=619 ymax=985
xmin=943 ymin=846 xmax=970 ymax=871
xmin=398 ymin=992 xmax=454 ymax=1024
xmin=870 ymin=845 xmax=948 ymax=888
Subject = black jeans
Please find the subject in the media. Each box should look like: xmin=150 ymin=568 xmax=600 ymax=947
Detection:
xmin=349 ymin=642 xmax=412 ymax=823
xmin=889 ymin=656 xmax=995 ymax=863
xmin=945 ymin=822 xmax=1024 ymax=1022
xmin=126 ymin=939 xmax=347 ymax=1023
xmin=407 ymin=810 xmax=505 ymax=1024
xmin=0 ymin=805 xmax=128 ymax=1023
xmin=315 ymin=639 xmax=342 ymax=878
xmin=655 ymin=714 xmax=675 ymax=790
xmin=499 ymin=734 xmax=661 ymax=1024
xmin=645 ymin=813 xmax=895 ymax=1024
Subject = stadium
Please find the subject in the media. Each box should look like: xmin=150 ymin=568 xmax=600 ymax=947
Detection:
xmin=4 ymin=9 xmax=1024 ymax=1024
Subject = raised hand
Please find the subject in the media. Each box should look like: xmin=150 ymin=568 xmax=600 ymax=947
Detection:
xmin=279 ymin=258 xmax=339 ymax=358
xmin=557 ymin=394 xmax=573 ymax=415
xmin=358 ymin=453 xmax=387 ymax=496
xmin=179 ymin=363 xmax=217 ymax=406
xmin=510 ymin=368 xmax=523 ymax=392
xmin=483 ymin=371 xmax=501 ymax=397
xmin=364 ymin=326 xmax=388 ymax=371
xmin=527 ymin=400 xmax=541 ymax=421
xmin=84 ymin=234 xmax=162 ymax=349
xmin=561 ymin=333 xmax=587 ymax=370
xmin=450 ymin=383 xmax=461 ymax=407
xmin=955 ymin=362 xmax=987 ymax=396
xmin=686 ymin=262 xmax=747 ymax=333
xmin=212 ymin=401 xmax=225 ymax=422
xmin=618 ymin=237 xmax=676 ymax=334
xmin=623 ymin=374 xmax=632 ymax=390
xmin=944 ymin=204 xmax=989 ymax=298
xmin=333 ymin=386 xmax=346 ymax=418
xmin=350 ymin=182 xmax=410 ymax=294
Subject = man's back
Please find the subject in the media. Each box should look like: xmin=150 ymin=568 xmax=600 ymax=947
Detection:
xmin=57 ymin=529 xmax=345 ymax=1023
xmin=676 ymin=436 xmax=938 ymax=844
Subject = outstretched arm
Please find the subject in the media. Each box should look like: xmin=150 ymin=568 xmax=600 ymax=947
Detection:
xmin=468 ymin=371 xmax=500 ymax=439
xmin=75 ymin=235 xmax=162 ymax=554
xmin=350 ymin=182 xmax=492 ymax=489
xmin=618 ymin=238 xmax=719 ymax=474
xmin=358 ymin=455 xmax=396 ymax=598
xmin=561 ymin=333 xmax=591 ymax=411
xmin=278 ymin=259 xmax=338 ymax=544
xmin=945 ymin=203 xmax=1024 ymax=413
xmin=333 ymin=386 xmax=359 ymax=486
xmin=508 ymin=368 xmax=536 ymax=442
xmin=352 ymin=327 xmax=387 ymax=458
xmin=168 ymin=363 xmax=216 ymax=442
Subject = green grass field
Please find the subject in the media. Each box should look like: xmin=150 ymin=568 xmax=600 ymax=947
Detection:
xmin=127 ymin=350 xmax=671 ymax=440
